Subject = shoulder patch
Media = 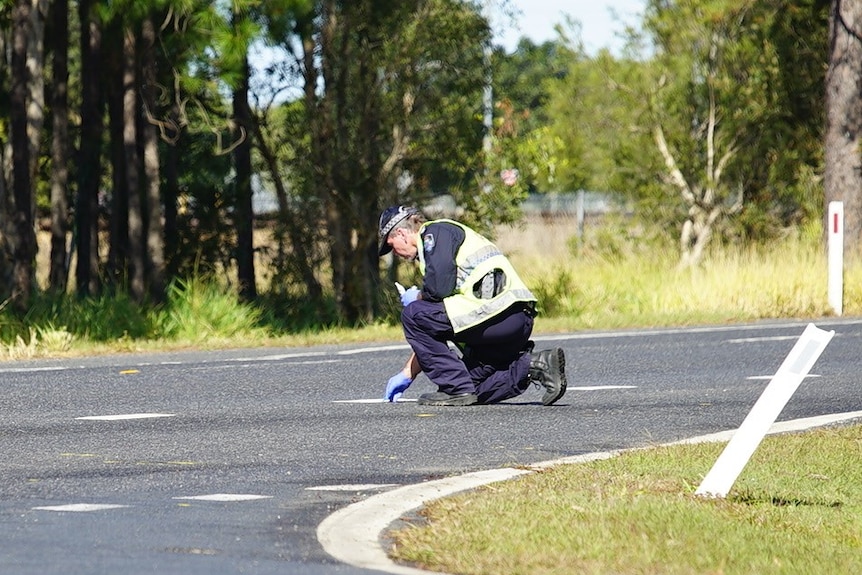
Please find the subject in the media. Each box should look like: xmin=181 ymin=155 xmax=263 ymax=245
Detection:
xmin=423 ymin=233 xmax=435 ymax=253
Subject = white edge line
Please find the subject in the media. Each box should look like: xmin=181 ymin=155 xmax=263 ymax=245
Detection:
xmin=0 ymin=366 xmax=67 ymax=373
xmin=317 ymin=410 xmax=862 ymax=575
xmin=317 ymin=468 xmax=531 ymax=575
xmin=530 ymin=318 xmax=862 ymax=343
xmin=3 ymin=318 xmax=857 ymax=374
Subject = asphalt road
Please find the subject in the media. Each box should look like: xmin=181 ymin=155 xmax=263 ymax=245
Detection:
xmin=1 ymin=318 xmax=861 ymax=574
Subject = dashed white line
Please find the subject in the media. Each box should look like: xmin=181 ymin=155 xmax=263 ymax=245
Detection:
xmin=172 ymin=494 xmax=271 ymax=502
xmin=333 ymin=398 xmax=418 ymax=403
xmin=570 ymin=385 xmax=637 ymax=391
xmin=33 ymin=504 xmax=129 ymax=512
xmin=307 ymin=484 xmax=398 ymax=492
xmin=76 ymin=413 xmax=176 ymax=421
xmin=746 ymin=375 xmax=821 ymax=381
xmin=727 ymin=336 xmax=799 ymax=343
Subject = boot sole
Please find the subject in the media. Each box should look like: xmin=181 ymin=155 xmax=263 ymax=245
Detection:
xmin=417 ymin=394 xmax=478 ymax=406
xmin=542 ymin=348 xmax=567 ymax=406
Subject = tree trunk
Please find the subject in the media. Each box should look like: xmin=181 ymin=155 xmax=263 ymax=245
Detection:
xmin=250 ymin=114 xmax=324 ymax=303
xmin=315 ymin=0 xmax=370 ymax=323
xmin=106 ymin=22 xmax=128 ymax=289
xmin=825 ymin=0 xmax=862 ymax=258
xmin=48 ymin=0 xmax=70 ymax=292
xmin=123 ymin=26 xmax=145 ymax=302
xmin=27 ymin=0 xmax=47 ymax=204
xmin=163 ymin=107 xmax=180 ymax=279
xmin=232 ymin=49 xmax=256 ymax=301
xmin=76 ymin=0 xmax=103 ymax=297
xmin=10 ymin=0 xmax=36 ymax=310
xmin=141 ymin=16 xmax=165 ymax=302
xmin=0 ymin=30 xmax=11 ymax=299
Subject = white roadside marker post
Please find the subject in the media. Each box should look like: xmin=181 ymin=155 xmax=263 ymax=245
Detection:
xmin=828 ymin=201 xmax=844 ymax=316
xmin=695 ymin=323 xmax=835 ymax=498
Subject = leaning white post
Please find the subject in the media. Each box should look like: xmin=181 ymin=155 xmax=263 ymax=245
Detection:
xmin=695 ymin=323 xmax=835 ymax=498
xmin=828 ymin=201 xmax=844 ymax=316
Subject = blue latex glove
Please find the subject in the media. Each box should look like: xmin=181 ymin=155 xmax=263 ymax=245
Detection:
xmin=400 ymin=285 xmax=420 ymax=307
xmin=385 ymin=372 xmax=412 ymax=402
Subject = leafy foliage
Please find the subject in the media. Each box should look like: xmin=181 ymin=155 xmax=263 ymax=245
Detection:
xmin=156 ymin=276 xmax=267 ymax=342
xmin=0 ymin=0 xmax=844 ymax=337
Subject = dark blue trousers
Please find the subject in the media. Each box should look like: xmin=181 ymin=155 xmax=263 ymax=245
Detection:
xmin=401 ymin=300 xmax=534 ymax=403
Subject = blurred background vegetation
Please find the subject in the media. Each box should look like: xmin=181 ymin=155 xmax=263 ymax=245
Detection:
xmin=0 ymin=0 xmax=856 ymax=358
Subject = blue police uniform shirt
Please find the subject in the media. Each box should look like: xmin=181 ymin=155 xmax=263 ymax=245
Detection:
xmin=419 ymin=221 xmax=465 ymax=302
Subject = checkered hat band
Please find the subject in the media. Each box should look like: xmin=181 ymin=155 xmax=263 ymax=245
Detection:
xmin=380 ymin=207 xmax=415 ymax=240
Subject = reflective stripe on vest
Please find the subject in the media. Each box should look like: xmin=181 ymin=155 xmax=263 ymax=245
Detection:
xmin=419 ymin=219 xmax=536 ymax=333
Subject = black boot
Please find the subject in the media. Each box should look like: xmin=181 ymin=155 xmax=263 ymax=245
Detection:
xmin=529 ymin=348 xmax=567 ymax=406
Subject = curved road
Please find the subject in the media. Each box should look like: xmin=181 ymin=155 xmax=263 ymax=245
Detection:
xmin=1 ymin=319 xmax=861 ymax=574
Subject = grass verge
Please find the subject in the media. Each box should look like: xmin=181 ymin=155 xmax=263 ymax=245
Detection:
xmin=389 ymin=424 xmax=862 ymax=574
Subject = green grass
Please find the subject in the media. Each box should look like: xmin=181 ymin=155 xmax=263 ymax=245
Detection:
xmin=390 ymin=425 xmax=862 ymax=575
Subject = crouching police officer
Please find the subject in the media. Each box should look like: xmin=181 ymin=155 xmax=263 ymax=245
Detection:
xmin=378 ymin=205 xmax=567 ymax=406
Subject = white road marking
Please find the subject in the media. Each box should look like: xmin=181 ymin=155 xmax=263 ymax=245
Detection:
xmin=231 ymin=352 xmax=328 ymax=361
xmin=570 ymin=385 xmax=637 ymax=391
xmin=76 ymin=413 xmax=176 ymax=421
xmin=33 ymin=504 xmax=129 ymax=512
xmin=307 ymin=484 xmax=398 ymax=492
xmin=746 ymin=374 xmax=821 ymax=380
xmin=193 ymin=359 xmax=341 ymax=370
xmin=172 ymin=494 xmax=272 ymax=502
xmin=726 ymin=335 xmax=800 ymax=343
xmin=0 ymin=366 xmax=66 ymax=373
xmin=332 ymin=398 xmax=418 ymax=403
xmin=336 ymin=345 xmax=410 ymax=355
xmin=531 ymin=319 xmax=862 ymax=343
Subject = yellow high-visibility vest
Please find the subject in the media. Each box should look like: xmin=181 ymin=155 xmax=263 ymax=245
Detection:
xmin=418 ymin=219 xmax=537 ymax=333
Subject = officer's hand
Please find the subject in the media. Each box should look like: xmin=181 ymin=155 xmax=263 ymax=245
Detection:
xmin=400 ymin=286 xmax=420 ymax=307
xmin=385 ymin=372 xmax=413 ymax=402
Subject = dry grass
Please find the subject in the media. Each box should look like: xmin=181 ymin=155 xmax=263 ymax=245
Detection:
xmin=496 ymin=215 xmax=862 ymax=328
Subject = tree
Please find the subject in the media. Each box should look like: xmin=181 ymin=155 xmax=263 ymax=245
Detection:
xmin=141 ymin=14 xmax=167 ymax=301
xmin=825 ymin=0 xmax=862 ymax=257
xmin=122 ymin=22 xmax=146 ymax=300
xmin=9 ymin=0 xmax=37 ymax=310
xmin=0 ymin=5 xmax=12 ymax=300
xmin=230 ymin=3 xmax=257 ymax=301
xmin=48 ymin=0 xmax=71 ymax=292
xmin=651 ymin=65 xmax=741 ymax=267
xmin=249 ymin=0 xmax=323 ymax=308
xmin=293 ymin=0 xmax=490 ymax=323
xmin=641 ymin=1 xmax=750 ymax=266
xmin=76 ymin=0 xmax=104 ymax=297
xmin=554 ymin=0 xmax=829 ymax=266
